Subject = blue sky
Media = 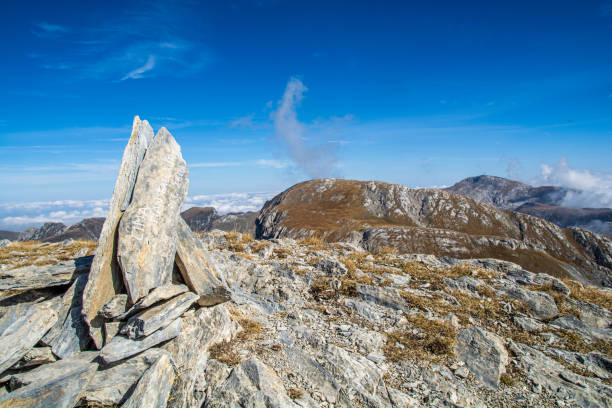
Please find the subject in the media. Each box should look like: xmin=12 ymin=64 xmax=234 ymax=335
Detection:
xmin=1 ymin=0 xmax=611 ymax=230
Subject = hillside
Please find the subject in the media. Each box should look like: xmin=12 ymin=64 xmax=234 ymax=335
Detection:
xmin=445 ymin=175 xmax=612 ymax=236
xmin=256 ymin=178 xmax=612 ymax=287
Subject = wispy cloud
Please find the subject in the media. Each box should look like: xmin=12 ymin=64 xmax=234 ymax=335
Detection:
xmin=185 ymin=192 xmax=277 ymax=214
xmin=255 ymin=159 xmax=288 ymax=168
xmin=121 ymin=55 xmax=155 ymax=80
xmin=537 ymin=158 xmax=612 ymax=208
xmin=230 ymin=114 xmax=256 ymax=129
xmin=33 ymin=1 xmax=211 ymax=81
xmin=272 ymin=77 xmax=339 ymax=178
xmin=190 ymin=162 xmax=244 ymax=168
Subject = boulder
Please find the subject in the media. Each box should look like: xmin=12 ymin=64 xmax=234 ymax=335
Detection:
xmin=122 ymin=352 xmax=176 ymax=408
xmin=204 ymin=357 xmax=296 ymax=408
xmin=0 ymin=360 xmax=97 ymax=408
xmin=175 ymin=218 xmax=231 ymax=306
xmin=550 ymin=314 xmax=611 ymax=341
xmin=0 ymin=297 xmax=60 ymax=374
xmin=100 ymin=318 xmax=182 ymax=364
xmin=121 ymin=292 xmax=198 ymax=339
xmin=82 ymin=116 xmax=154 ymax=349
xmin=454 ymin=326 xmax=508 ymax=389
xmin=500 ymin=286 xmax=558 ymax=320
xmin=118 ymin=127 xmax=189 ymax=303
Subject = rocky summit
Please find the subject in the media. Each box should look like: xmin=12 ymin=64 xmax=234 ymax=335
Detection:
xmin=0 ymin=117 xmax=611 ymax=408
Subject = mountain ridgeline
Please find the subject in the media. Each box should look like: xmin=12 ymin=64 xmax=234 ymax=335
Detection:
xmin=256 ymin=179 xmax=612 ymax=287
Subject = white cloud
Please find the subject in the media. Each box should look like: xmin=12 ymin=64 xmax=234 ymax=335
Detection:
xmin=185 ymin=192 xmax=277 ymax=214
xmin=272 ymin=77 xmax=339 ymax=178
xmin=121 ymin=55 xmax=155 ymax=80
xmin=255 ymin=159 xmax=288 ymax=168
xmin=190 ymin=162 xmax=244 ymax=168
xmin=230 ymin=114 xmax=255 ymax=128
xmin=537 ymin=158 xmax=612 ymax=208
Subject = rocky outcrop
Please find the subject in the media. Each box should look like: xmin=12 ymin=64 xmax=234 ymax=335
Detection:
xmin=256 ymin=178 xmax=612 ymax=287
xmin=181 ymin=207 xmax=258 ymax=235
xmin=445 ymin=175 xmax=612 ymax=236
xmin=454 ymin=326 xmax=508 ymax=389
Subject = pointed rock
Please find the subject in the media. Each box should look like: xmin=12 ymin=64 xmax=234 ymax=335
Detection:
xmin=122 ymin=353 xmax=176 ymax=408
xmin=0 ymin=298 xmax=60 ymax=374
xmin=175 ymin=218 xmax=231 ymax=306
xmin=81 ymin=116 xmax=154 ymax=349
xmin=0 ymin=360 xmax=97 ymax=408
xmin=100 ymin=318 xmax=182 ymax=364
xmin=121 ymin=292 xmax=197 ymax=339
xmin=118 ymin=127 xmax=189 ymax=303
xmin=84 ymin=349 xmax=165 ymax=406
xmin=454 ymin=326 xmax=509 ymax=389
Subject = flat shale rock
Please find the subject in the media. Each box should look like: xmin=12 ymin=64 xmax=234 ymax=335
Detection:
xmin=121 ymin=291 xmax=198 ymax=339
xmin=500 ymin=286 xmax=558 ymax=320
xmin=82 ymin=116 xmax=154 ymax=349
xmin=0 ymin=257 xmax=91 ymax=292
xmin=204 ymin=357 xmax=296 ymax=408
xmin=454 ymin=326 xmax=508 ymax=389
xmin=11 ymin=347 xmax=56 ymax=369
xmin=0 ymin=360 xmax=97 ymax=408
xmin=100 ymin=317 xmax=182 ymax=364
xmin=116 ymin=283 xmax=189 ymax=320
xmin=41 ymin=273 xmax=88 ymax=346
xmin=0 ymin=297 xmax=60 ymax=374
xmin=163 ymin=305 xmax=239 ymax=408
xmin=122 ymin=352 xmax=175 ymax=408
xmin=118 ymin=127 xmax=189 ymax=303
xmin=84 ymin=348 xmax=165 ymax=406
xmin=47 ymin=273 xmax=90 ymax=359
xmin=97 ymin=293 xmax=129 ymax=319
xmin=175 ymin=218 xmax=231 ymax=306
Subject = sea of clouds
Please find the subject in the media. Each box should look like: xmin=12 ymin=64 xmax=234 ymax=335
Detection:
xmin=0 ymin=192 xmax=277 ymax=232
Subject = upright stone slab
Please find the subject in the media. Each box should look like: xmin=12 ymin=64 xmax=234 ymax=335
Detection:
xmin=175 ymin=218 xmax=231 ymax=306
xmin=81 ymin=117 xmax=154 ymax=349
xmin=122 ymin=353 xmax=176 ymax=408
xmin=118 ymin=127 xmax=189 ymax=303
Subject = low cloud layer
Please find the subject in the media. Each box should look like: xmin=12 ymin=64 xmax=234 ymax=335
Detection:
xmin=272 ymin=77 xmax=339 ymax=178
xmin=0 ymin=192 xmax=277 ymax=232
xmin=537 ymin=158 xmax=612 ymax=208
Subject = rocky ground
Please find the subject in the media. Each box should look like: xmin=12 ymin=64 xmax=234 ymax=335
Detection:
xmin=1 ymin=231 xmax=610 ymax=407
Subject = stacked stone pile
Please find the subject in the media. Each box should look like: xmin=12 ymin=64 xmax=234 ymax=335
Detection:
xmin=0 ymin=117 xmax=234 ymax=407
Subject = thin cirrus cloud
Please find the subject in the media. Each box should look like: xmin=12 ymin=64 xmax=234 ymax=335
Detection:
xmin=32 ymin=1 xmax=210 ymax=81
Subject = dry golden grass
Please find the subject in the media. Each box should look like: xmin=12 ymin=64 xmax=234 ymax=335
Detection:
xmin=209 ymin=316 xmax=264 ymax=366
xmin=0 ymin=240 xmax=96 ymax=269
xmin=564 ymin=280 xmax=612 ymax=311
xmin=384 ymin=314 xmax=456 ymax=363
xmin=288 ymin=388 xmax=303 ymax=399
xmin=249 ymin=240 xmax=270 ymax=253
xmin=272 ymin=248 xmax=292 ymax=259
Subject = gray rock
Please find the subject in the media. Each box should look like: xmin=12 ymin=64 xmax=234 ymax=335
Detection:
xmin=97 ymin=294 xmax=129 ymax=319
xmin=48 ymin=273 xmax=91 ymax=359
xmin=0 ymin=240 xmax=11 ymax=248
xmin=544 ymin=348 xmax=612 ymax=380
xmin=510 ymin=341 xmax=612 ymax=407
xmin=204 ymin=357 xmax=296 ymax=408
xmin=454 ymin=326 xmax=508 ymax=389
xmin=11 ymin=347 xmax=56 ymax=369
xmin=567 ymin=298 xmax=612 ymax=329
xmin=122 ymin=352 xmax=175 ymax=408
xmin=315 ymin=258 xmax=348 ymax=276
xmin=84 ymin=348 xmax=165 ymax=406
xmin=116 ymin=283 xmax=189 ymax=321
xmin=41 ymin=273 xmax=88 ymax=347
xmin=82 ymin=116 xmax=154 ymax=349
xmin=100 ymin=318 xmax=182 ymax=364
xmin=121 ymin=292 xmax=198 ymax=339
xmin=513 ymin=315 xmax=546 ymax=332
xmin=163 ymin=305 xmax=239 ymax=408
xmin=0 ymin=360 xmax=97 ymax=408
xmin=8 ymin=351 xmax=99 ymax=391
xmin=343 ymin=298 xmax=383 ymax=320
xmin=356 ymin=284 xmax=408 ymax=312
xmin=175 ymin=218 xmax=231 ymax=306
xmin=103 ymin=321 xmax=122 ymax=343
xmin=118 ymin=127 xmax=189 ymax=303
xmin=0 ymin=257 xmax=91 ymax=292
xmin=444 ymin=276 xmax=487 ymax=296
xmin=550 ymin=314 xmax=611 ymax=341
xmin=0 ymin=297 xmax=60 ymax=374
xmin=501 ymin=286 xmax=558 ymax=320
